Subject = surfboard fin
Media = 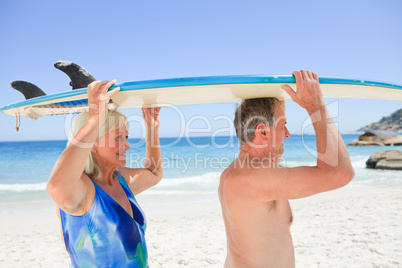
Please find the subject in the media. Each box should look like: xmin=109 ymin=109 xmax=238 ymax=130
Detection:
xmin=54 ymin=60 xmax=96 ymax=90
xmin=10 ymin=81 xmax=47 ymax=100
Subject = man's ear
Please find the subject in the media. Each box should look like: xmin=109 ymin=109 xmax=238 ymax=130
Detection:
xmin=255 ymin=123 xmax=269 ymax=139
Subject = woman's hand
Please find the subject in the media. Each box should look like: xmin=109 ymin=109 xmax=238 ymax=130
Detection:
xmin=87 ymin=80 xmax=120 ymax=123
xmin=120 ymin=106 xmax=163 ymax=196
xmin=142 ymin=107 xmax=161 ymax=129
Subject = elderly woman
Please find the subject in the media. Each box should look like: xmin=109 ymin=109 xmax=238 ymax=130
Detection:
xmin=47 ymin=80 xmax=162 ymax=267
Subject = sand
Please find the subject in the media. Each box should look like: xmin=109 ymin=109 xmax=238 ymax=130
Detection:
xmin=0 ymin=184 xmax=401 ymax=267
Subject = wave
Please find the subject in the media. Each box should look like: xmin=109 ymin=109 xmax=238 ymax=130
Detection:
xmin=162 ymin=172 xmax=220 ymax=185
xmin=0 ymin=183 xmax=47 ymax=192
xmin=285 ymin=155 xmax=372 ymax=169
xmin=284 ymin=161 xmax=315 ymax=167
xmin=141 ymin=190 xmax=216 ymax=195
xmin=0 ymin=173 xmax=221 ymax=194
xmin=1 ymin=166 xmax=400 ymax=195
xmin=351 ymin=155 xmax=370 ymax=169
xmin=150 ymin=172 xmax=220 ymax=193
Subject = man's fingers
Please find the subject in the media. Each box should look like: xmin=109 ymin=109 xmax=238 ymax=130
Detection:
xmin=281 ymin=84 xmax=296 ymax=99
xmin=312 ymin=72 xmax=319 ymax=81
xmin=292 ymin=71 xmax=302 ymax=83
xmin=300 ymin=70 xmax=308 ymax=80
xmin=307 ymin=71 xmax=314 ymax=80
xmin=292 ymin=71 xmax=303 ymax=88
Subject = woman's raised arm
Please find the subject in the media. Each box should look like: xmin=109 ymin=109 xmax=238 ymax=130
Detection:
xmin=46 ymin=80 xmax=120 ymax=214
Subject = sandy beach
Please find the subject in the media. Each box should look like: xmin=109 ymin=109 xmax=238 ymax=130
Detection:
xmin=0 ymin=184 xmax=401 ymax=268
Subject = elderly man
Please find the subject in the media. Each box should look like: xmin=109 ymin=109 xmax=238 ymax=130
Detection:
xmin=218 ymin=70 xmax=355 ymax=267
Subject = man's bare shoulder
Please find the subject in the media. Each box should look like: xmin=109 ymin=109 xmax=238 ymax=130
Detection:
xmin=221 ymin=159 xmax=272 ymax=198
xmin=223 ymin=157 xmax=285 ymax=179
xmin=220 ymin=157 xmax=296 ymax=203
xmin=220 ymin=160 xmax=249 ymax=185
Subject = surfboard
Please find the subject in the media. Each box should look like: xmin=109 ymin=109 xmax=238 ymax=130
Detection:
xmin=1 ymin=75 xmax=402 ymax=120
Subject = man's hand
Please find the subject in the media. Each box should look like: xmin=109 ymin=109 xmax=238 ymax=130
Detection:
xmin=281 ymin=70 xmax=325 ymax=113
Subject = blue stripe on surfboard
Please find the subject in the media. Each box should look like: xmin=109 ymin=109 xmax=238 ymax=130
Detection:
xmin=54 ymin=99 xmax=88 ymax=106
xmin=116 ymin=76 xmax=402 ymax=91
xmin=1 ymin=75 xmax=402 ymax=112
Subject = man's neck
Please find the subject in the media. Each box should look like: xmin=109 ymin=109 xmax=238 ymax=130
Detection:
xmin=239 ymin=143 xmax=280 ymax=163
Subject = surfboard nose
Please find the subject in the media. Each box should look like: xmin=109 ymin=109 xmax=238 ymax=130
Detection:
xmin=54 ymin=60 xmax=96 ymax=90
xmin=10 ymin=81 xmax=47 ymax=100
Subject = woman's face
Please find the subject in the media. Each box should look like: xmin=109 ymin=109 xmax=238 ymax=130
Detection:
xmin=94 ymin=127 xmax=130 ymax=168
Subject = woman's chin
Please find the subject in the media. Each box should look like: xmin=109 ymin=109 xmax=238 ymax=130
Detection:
xmin=116 ymin=158 xmax=126 ymax=167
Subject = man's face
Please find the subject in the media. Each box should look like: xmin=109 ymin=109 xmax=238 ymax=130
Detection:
xmin=268 ymin=103 xmax=290 ymax=159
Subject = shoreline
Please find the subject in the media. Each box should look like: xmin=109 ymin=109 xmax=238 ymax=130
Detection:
xmin=0 ymin=183 xmax=401 ymax=267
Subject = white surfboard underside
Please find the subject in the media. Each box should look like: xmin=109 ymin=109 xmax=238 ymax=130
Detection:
xmin=1 ymin=82 xmax=401 ymax=119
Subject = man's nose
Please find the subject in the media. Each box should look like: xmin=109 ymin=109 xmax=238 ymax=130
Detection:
xmin=285 ymin=127 xmax=290 ymax=138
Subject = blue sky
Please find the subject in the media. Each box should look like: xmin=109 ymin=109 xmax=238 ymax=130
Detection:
xmin=0 ymin=0 xmax=401 ymax=141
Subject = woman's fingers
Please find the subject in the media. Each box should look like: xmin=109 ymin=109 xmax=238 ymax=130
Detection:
xmin=106 ymin=86 xmax=120 ymax=99
xmin=142 ymin=107 xmax=161 ymax=128
xmin=142 ymin=107 xmax=161 ymax=114
xmin=102 ymin=80 xmax=117 ymax=93
xmin=88 ymin=80 xmax=119 ymax=100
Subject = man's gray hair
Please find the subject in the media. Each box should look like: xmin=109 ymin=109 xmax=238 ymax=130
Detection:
xmin=234 ymin=98 xmax=283 ymax=145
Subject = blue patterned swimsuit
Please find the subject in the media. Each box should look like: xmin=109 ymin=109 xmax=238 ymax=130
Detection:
xmin=59 ymin=174 xmax=148 ymax=268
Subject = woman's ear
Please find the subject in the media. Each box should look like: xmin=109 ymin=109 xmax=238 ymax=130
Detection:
xmin=91 ymin=142 xmax=98 ymax=153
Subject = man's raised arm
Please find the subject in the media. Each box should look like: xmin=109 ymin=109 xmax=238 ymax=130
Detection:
xmin=248 ymin=70 xmax=355 ymax=200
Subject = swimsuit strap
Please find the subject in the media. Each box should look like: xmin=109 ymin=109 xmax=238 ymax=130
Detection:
xmin=115 ymin=171 xmax=147 ymax=231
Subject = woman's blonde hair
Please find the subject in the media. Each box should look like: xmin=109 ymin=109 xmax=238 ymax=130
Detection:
xmin=69 ymin=110 xmax=129 ymax=179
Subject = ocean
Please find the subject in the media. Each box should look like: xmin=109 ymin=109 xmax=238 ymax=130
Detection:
xmin=0 ymin=135 xmax=401 ymax=205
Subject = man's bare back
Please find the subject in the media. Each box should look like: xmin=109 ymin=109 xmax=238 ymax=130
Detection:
xmin=219 ymin=156 xmax=295 ymax=267
xmin=219 ymin=70 xmax=355 ymax=267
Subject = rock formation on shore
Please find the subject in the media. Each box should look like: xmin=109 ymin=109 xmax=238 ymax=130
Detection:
xmin=366 ymin=149 xmax=402 ymax=170
xmin=359 ymin=108 xmax=402 ymax=132
xmin=349 ymin=130 xmax=402 ymax=146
